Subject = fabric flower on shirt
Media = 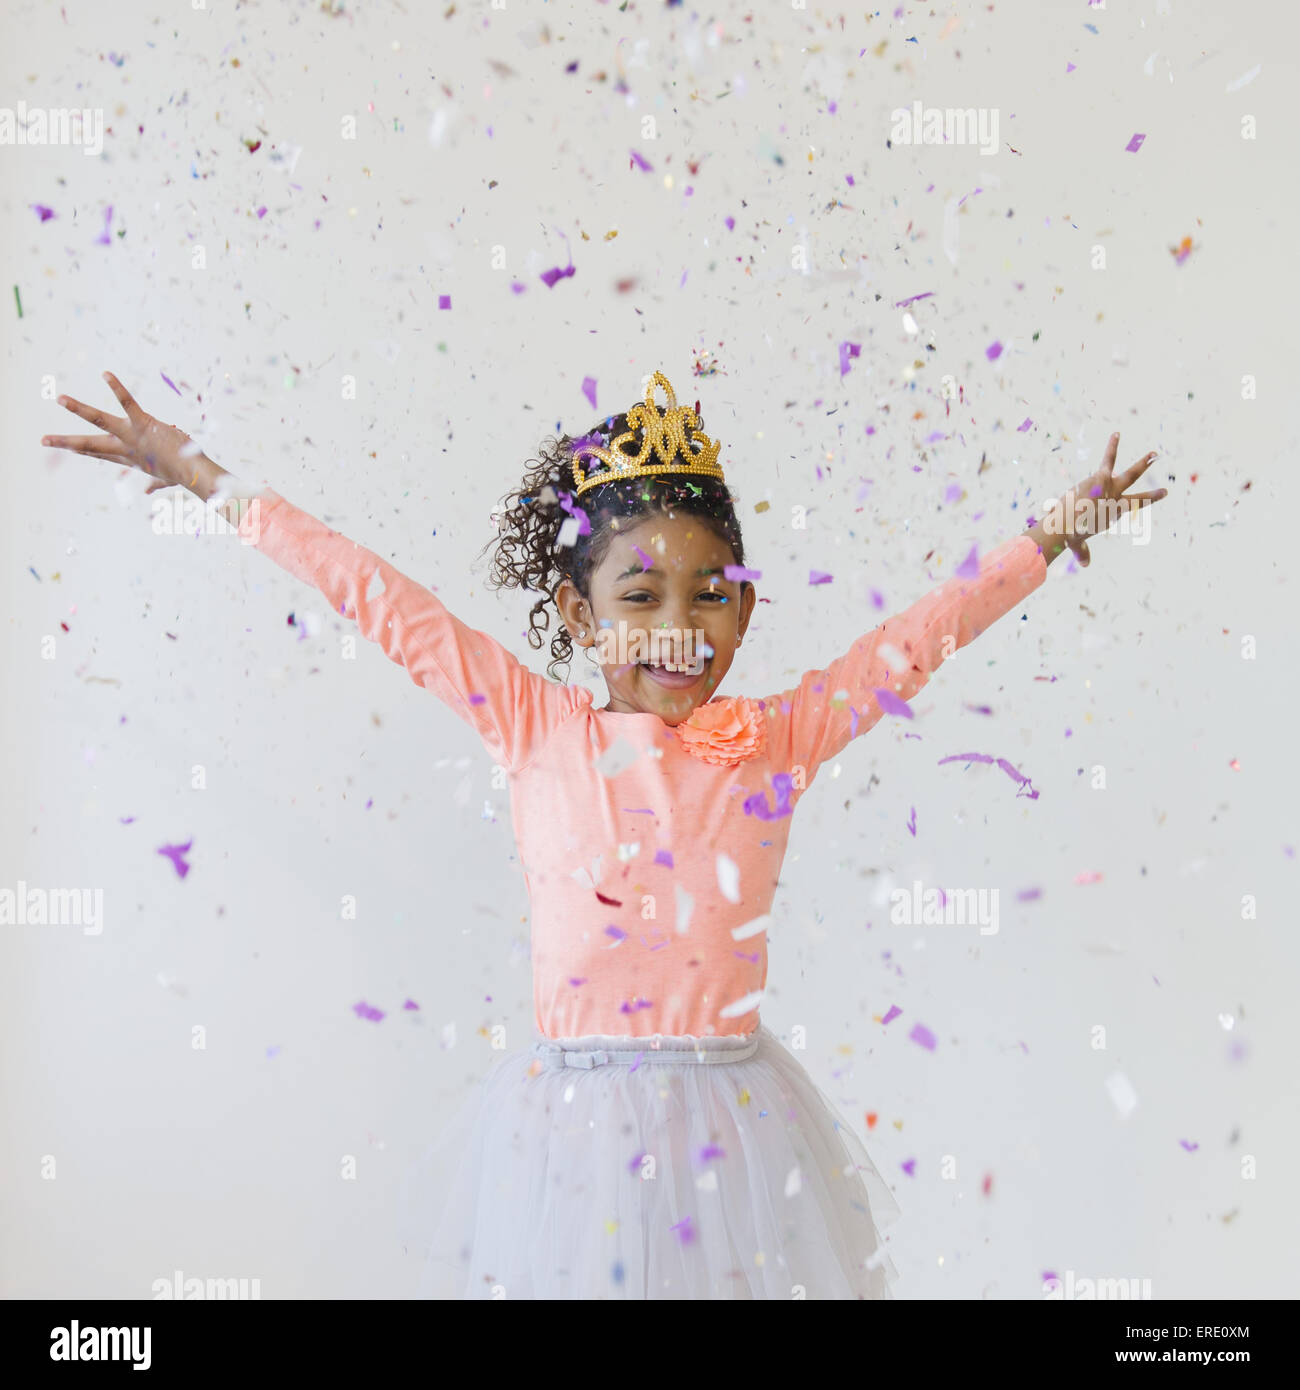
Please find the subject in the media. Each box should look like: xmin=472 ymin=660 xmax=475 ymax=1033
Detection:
xmin=672 ymin=695 xmax=766 ymax=766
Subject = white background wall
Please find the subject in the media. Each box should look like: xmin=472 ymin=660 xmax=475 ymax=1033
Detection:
xmin=1 ymin=0 xmax=1294 ymax=1299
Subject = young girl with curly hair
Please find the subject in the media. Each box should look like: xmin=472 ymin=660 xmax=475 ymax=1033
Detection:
xmin=42 ymin=368 xmax=1165 ymax=1299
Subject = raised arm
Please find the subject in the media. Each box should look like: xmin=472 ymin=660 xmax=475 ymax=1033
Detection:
xmin=41 ymin=372 xmax=582 ymax=773
xmin=230 ymin=488 xmax=583 ymax=772
xmin=758 ymin=532 xmax=1048 ymax=783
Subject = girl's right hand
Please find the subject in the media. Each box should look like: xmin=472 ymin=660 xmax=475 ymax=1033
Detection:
xmin=41 ymin=371 xmax=207 ymax=495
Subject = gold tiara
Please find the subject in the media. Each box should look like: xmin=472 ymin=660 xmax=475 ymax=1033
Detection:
xmin=569 ymin=370 xmax=725 ymax=498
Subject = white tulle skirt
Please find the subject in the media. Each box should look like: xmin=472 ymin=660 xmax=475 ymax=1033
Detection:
xmin=397 ymin=1025 xmax=902 ymax=1300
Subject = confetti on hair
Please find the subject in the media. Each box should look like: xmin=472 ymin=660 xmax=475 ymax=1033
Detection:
xmin=157 ymin=839 xmax=193 ymax=878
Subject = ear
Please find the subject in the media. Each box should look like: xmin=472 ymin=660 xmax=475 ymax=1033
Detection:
xmin=554 ymin=576 xmax=591 ymax=643
xmin=736 ymin=581 xmax=758 ymax=640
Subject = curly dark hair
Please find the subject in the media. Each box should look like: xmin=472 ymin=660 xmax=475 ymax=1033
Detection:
xmin=478 ymin=398 xmax=749 ymax=682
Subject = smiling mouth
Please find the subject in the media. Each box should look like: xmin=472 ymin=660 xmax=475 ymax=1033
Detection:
xmin=638 ymin=657 xmax=707 ymax=686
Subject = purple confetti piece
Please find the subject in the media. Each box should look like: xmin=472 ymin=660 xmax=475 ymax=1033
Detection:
xmin=893 ymin=291 xmax=933 ymax=308
xmin=160 ymin=370 xmax=182 ymax=396
xmin=555 ymin=489 xmax=591 ymax=536
xmin=1125 ymin=132 xmax=1146 ymax=153
xmin=1017 ymin=417 xmax=1033 ymax=433
xmin=403 ymin=999 xmax=420 ymax=1010
xmin=909 ymin=1022 xmax=937 ymax=1051
xmin=809 ymin=570 xmax=833 ymax=585
xmin=955 ymin=544 xmax=980 ymax=579
xmin=352 ymin=1000 xmax=385 ymax=1022
xmin=1179 ymin=1139 xmax=1199 ymax=1153
xmin=698 ymin=1145 xmax=726 ymax=1162
xmin=654 ymin=849 xmax=674 ymax=868
xmin=873 ymin=687 xmax=914 ymax=720
xmin=468 ymin=692 xmax=487 ymax=705
xmin=157 ymin=839 xmax=193 ymax=878
xmin=581 ymin=376 xmax=597 ymax=410
xmin=985 ymin=340 xmax=1003 ymax=362
xmin=604 ymin=926 xmax=627 ymax=944
xmin=906 ymin=806 xmax=917 ymax=837
xmin=540 ymin=263 xmax=575 ymax=288
xmin=724 ymin=564 xmax=761 ymax=581
xmin=631 ymin=545 xmax=653 ymax=571
xmin=900 ymin=1158 xmax=917 ymax=1176
xmin=1017 ymin=886 xmax=1043 ymax=902
xmin=438 ymin=294 xmax=451 ymax=309
xmin=881 ymin=1005 xmax=902 ymax=1026
xmin=838 ymin=340 xmax=861 ymax=377
xmin=94 ymin=205 xmax=113 ymax=246
xmin=629 ymin=149 xmax=653 ymax=172
xmin=938 ymin=751 xmax=1040 ymax=799
xmin=31 ymin=203 xmax=56 ymax=221
xmin=671 ymin=1216 xmax=695 ymax=1244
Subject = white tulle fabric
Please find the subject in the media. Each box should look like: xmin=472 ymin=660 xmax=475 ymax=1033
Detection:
xmin=398 ymin=1026 xmax=901 ymax=1300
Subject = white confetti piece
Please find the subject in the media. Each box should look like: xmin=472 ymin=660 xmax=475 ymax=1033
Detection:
xmin=1105 ymin=1070 xmax=1138 ymax=1118
xmin=719 ymin=989 xmax=764 ymax=1019
xmin=731 ymin=914 xmax=770 ymax=941
xmin=675 ymin=882 xmax=694 ymax=935
xmin=716 ymin=852 xmax=740 ymax=903
xmin=784 ymin=1166 xmax=802 ymax=1198
xmin=365 ymin=566 xmax=386 ymax=601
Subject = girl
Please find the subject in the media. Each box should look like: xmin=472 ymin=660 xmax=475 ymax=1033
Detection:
xmin=41 ymin=369 xmax=1166 ymax=1300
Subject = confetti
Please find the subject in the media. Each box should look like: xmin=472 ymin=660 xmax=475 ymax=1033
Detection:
xmin=937 ymin=751 xmax=1039 ymax=799
xmin=157 ymin=839 xmax=193 ymax=878
xmin=873 ymin=688 xmax=914 ymax=720
xmin=353 ymin=1001 xmax=385 ymax=1022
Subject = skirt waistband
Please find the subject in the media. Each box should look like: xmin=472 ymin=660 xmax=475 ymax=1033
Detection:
xmin=531 ymin=1031 xmax=759 ymax=1071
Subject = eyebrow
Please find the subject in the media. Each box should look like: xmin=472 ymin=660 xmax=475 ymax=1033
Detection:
xmin=615 ymin=565 xmax=732 ymax=581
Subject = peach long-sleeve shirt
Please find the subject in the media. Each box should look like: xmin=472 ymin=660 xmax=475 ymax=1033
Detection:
xmin=238 ymin=492 xmax=1047 ymax=1040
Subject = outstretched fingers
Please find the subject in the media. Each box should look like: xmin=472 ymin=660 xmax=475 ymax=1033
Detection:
xmin=41 ymin=432 xmax=128 ymax=461
xmin=1116 ymin=450 xmax=1159 ymax=493
xmin=53 ymin=392 xmax=130 ymax=443
xmin=102 ymin=371 xmax=148 ymax=427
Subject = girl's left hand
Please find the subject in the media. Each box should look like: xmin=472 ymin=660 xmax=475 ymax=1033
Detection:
xmin=1034 ymin=432 xmax=1169 ymax=566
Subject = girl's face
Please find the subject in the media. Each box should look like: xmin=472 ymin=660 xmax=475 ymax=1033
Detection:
xmin=556 ymin=511 xmax=757 ymax=723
